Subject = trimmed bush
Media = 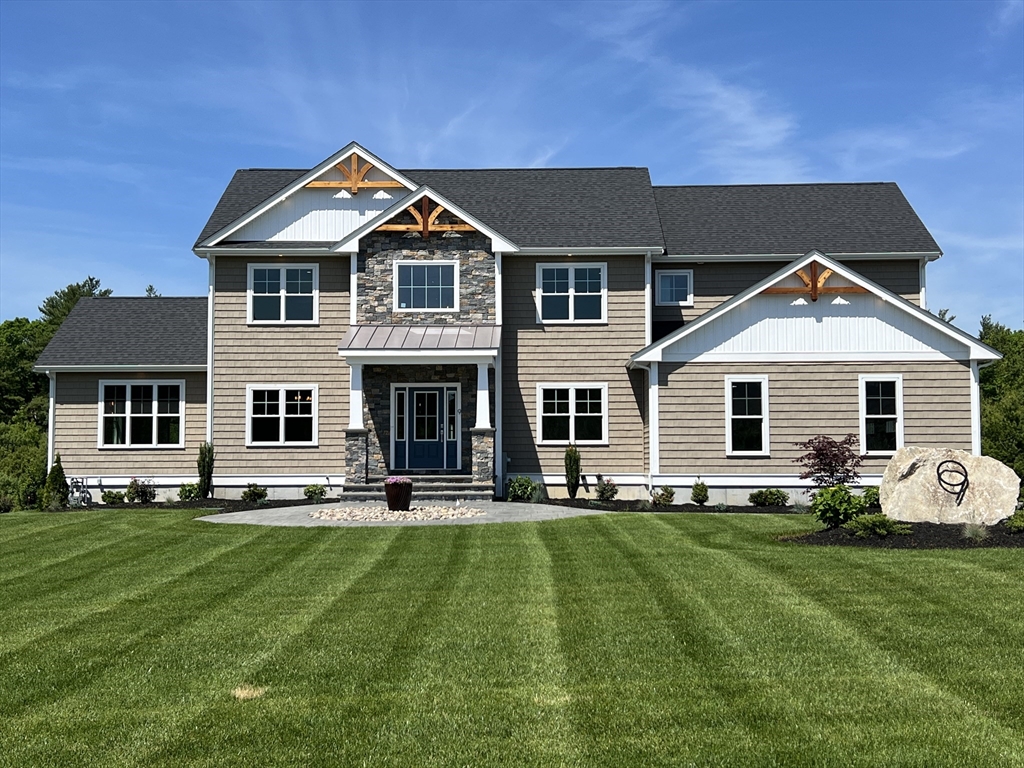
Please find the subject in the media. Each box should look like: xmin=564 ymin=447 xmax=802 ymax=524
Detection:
xmin=862 ymin=486 xmax=880 ymax=508
xmin=42 ymin=453 xmax=70 ymax=510
xmin=564 ymin=446 xmax=581 ymax=500
xmin=748 ymin=488 xmax=789 ymax=507
xmin=690 ymin=480 xmax=709 ymax=506
xmin=241 ymin=483 xmax=268 ymax=503
xmin=178 ymin=482 xmax=201 ymax=502
xmin=595 ymin=474 xmax=618 ymax=501
xmin=506 ymin=476 xmax=535 ymax=502
xmin=714 ymin=502 xmax=728 ymax=512
xmin=304 ymin=484 xmax=327 ymax=502
xmin=843 ymin=513 xmax=910 ymax=538
xmin=652 ymin=485 xmax=675 ymax=507
xmin=125 ymin=477 xmax=156 ymax=504
xmin=197 ymin=442 xmax=215 ymax=499
xmin=812 ymin=484 xmax=866 ymax=529
xmin=101 ymin=490 xmax=125 ymax=505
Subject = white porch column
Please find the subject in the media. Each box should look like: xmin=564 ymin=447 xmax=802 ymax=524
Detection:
xmin=348 ymin=363 xmax=364 ymax=429
xmin=476 ymin=362 xmax=492 ymax=429
xmin=649 ymin=362 xmax=660 ymax=476
xmin=970 ymin=360 xmax=981 ymax=455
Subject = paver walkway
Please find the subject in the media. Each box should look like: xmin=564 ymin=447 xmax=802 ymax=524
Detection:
xmin=197 ymin=500 xmax=612 ymax=527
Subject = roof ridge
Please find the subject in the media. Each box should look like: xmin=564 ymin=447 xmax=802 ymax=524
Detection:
xmin=404 ymin=166 xmax=649 ymax=172
xmin=655 ymin=181 xmax=895 ymax=189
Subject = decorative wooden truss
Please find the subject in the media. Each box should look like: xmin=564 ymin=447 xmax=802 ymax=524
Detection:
xmin=375 ymin=197 xmax=476 ymax=239
xmin=762 ymin=261 xmax=868 ymax=302
xmin=304 ymin=154 xmax=407 ymax=194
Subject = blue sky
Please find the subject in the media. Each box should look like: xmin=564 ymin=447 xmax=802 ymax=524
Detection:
xmin=2 ymin=0 xmax=1022 ymax=332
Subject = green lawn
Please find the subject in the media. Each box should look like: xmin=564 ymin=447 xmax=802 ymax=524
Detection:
xmin=1 ymin=510 xmax=1022 ymax=767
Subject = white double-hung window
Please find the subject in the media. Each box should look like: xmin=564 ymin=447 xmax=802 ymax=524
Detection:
xmin=859 ymin=375 xmax=903 ymax=455
xmin=536 ymin=263 xmax=606 ymax=323
xmin=725 ymin=376 xmax=769 ymax=456
xmin=246 ymin=385 xmax=318 ymax=446
xmin=247 ymin=264 xmax=318 ymax=324
xmin=536 ymin=383 xmax=608 ymax=445
xmin=99 ymin=380 xmax=185 ymax=448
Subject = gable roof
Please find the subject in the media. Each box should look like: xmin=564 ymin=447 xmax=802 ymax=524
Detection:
xmin=35 ymin=297 xmax=207 ymax=370
xmin=654 ymin=183 xmax=941 ymax=256
xmin=194 ymin=169 xmax=306 ymax=248
xmin=631 ymin=251 xmax=999 ymax=364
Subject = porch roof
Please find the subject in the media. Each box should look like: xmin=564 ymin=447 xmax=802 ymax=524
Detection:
xmin=339 ymin=324 xmax=501 ymax=352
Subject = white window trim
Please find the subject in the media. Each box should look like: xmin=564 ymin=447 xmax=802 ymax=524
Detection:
xmin=245 ymin=384 xmax=319 ymax=447
xmin=858 ymin=374 xmax=904 ymax=456
xmin=391 ymin=259 xmax=460 ymax=313
xmin=535 ymin=382 xmax=609 ymax=446
xmin=655 ymin=268 xmax=694 ymax=307
xmin=97 ymin=379 xmax=186 ymax=450
xmin=725 ymin=376 xmax=770 ymax=456
xmin=246 ymin=263 xmax=320 ymax=326
xmin=535 ymin=262 xmax=608 ymax=325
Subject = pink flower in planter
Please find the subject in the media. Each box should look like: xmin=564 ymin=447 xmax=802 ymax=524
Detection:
xmin=384 ymin=476 xmax=412 ymax=485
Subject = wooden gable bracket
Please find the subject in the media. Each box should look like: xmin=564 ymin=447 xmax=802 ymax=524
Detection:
xmin=762 ymin=260 xmax=868 ymax=301
xmin=305 ymin=154 xmax=407 ymax=194
xmin=375 ymin=197 xmax=477 ymax=238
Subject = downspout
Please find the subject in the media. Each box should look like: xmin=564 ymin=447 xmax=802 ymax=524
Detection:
xmin=644 ymin=251 xmax=652 ymax=347
xmin=919 ymin=257 xmax=927 ymax=310
xmin=206 ymin=254 xmax=215 ymax=443
xmin=46 ymin=371 xmax=55 ymax=472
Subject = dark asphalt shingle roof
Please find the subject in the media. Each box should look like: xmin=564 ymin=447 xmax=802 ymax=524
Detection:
xmin=35 ymin=297 xmax=207 ymax=368
xmin=654 ymin=183 xmax=940 ymax=256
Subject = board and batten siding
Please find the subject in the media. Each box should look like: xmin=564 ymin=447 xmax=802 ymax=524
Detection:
xmin=653 ymin=259 xmax=922 ymax=327
xmin=213 ymin=255 xmax=350 ymax=474
xmin=657 ymin=361 xmax=971 ymax=475
xmin=501 ymin=255 xmax=647 ymax=476
xmin=53 ymin=372 xmax=206 ymax=476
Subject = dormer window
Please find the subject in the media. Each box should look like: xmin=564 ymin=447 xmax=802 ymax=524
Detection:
xmin=393 ymin=260 xmax=459 ymax=311
xmin=247 ymin=264 xmax=319 ymax=325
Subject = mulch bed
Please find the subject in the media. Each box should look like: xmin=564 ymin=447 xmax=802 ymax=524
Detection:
xmin=786 ymin=521 xmax=1024 ymax=549
xmin=535 ymin=498 xmax=798 ymax=514
xmin=89 ymin=498 xmax=335 ymax=514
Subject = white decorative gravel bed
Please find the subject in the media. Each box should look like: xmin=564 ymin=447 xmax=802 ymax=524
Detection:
xmin=310 ymin=505 xmax=485 ymax=522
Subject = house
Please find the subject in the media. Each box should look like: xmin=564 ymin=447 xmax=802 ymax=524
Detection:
xmin=34 ymin=142 xmax=1002 ymax=502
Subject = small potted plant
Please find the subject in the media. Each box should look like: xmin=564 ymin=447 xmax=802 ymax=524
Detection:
xmin=384 ymin=476 xmax=412 ymax=511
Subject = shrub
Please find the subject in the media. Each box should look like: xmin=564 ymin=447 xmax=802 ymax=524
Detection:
xmin=812 ymin=484 xmax=866 ymax=529
xmin=178 ymin=482 xmax=201 ymax=502
xmin=0 ymin=493 xmax=13 ymax=514
xmin=241 ymin=483 xmax=268 ymax=503
xmin=843 ymin=513 xmax=911 ymax=538
xmin=748 ymin=488 xmax=789 ymax=507
xmin=714 ymin=502 xmax=729 ymax=512
xmin=690 ymin=479 xmax=709 ymax=506
xmin=125 ymin=477 xmax=156 ymax=504
xmin=529 ymin=483 xmax=549 ymax=504
xmin=197 ymin=442 xmax=215 ymax=499
xmin=795 ymin=434 xmax=864 ymax=490
xmin=1005 ymin=509 xmax=1024 ymax=533
xmin=652 ymin=485 xmax=675 ymax=507
xmin=101 ymin=490 xmax=125 ymax=505
xmin=304 ymin=484 xmax=327 ymax=502
xmin=595 ymin=474 xmax=618 ymax=501
xmin=564 ymin=446 xmax=581 ymax=500
xmin=0 ymin=420 xmax=47 ymax=509
xmin=961 ymin=522 xmax=990 ymax=542
xmin=41 ymin=453 xmax=70 ymax=510
xmin=506 ymin=475 xmax=536 ymax=502
xmin=0 ymin=474 xmax=18 ymax=512
xmin=862 ymin=486 xmax=881 ymax=508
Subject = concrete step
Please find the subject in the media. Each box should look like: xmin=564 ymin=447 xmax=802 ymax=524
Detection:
xmin=367 ymin=474 xmax=475 ymax=484
xmin=338 ymin=490 xmax=495 ymax=502
xmin=346 ymin=482 xmax=492 ymax=492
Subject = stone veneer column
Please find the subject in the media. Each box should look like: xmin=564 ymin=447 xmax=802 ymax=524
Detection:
xmin=345 ymin=429 xmax=369 ymax=485
xmin=471 ymin=428 xmax=494 ymax=485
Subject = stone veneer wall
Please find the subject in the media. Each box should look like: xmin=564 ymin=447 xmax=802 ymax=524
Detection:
xmin=357 ymin=232 xmax=495 ymax=325
xmin=360 ymin=364 xmax=495 ymax=476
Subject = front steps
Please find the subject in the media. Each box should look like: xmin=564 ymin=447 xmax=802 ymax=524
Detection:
xmin=340 ymin=474 xmax=495 ymax=502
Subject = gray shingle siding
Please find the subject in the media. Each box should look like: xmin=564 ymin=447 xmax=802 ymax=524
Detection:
xmin=35 ymin=297 xmax=207 ymax=368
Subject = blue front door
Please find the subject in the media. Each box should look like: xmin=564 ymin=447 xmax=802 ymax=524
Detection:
xmin=393 ymin=385 xmax=459 ymax=471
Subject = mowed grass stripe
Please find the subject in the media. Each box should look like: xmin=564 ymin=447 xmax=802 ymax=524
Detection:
xmin=10 ymin=527 xmax=403 ymax=768
xmin=632 ymin=514 xmax=1024 ymax=764
xmin=0 ymin=509 xmax=129 ymax=548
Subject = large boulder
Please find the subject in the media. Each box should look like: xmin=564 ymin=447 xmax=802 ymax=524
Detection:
xmin=880 ymin=447 xmax=1020 ymax=525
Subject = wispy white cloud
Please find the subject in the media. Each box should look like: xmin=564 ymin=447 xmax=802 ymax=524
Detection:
xmin=989 ymin=0 xmax=1024 ymax=36
xmin=827 ymin=125 xmax=973 ymax=176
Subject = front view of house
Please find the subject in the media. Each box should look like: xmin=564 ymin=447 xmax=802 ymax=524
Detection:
xmin=36 ymin=142 xmax=1001 ymax=501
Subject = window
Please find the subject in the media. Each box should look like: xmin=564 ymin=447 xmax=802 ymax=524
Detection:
xmin=394 ymin=261 xmax=458 ymax=311
xmin=725 ymin=376 xmax=769 ymax=455
xmin=536 ymin=384 xmax=608 ymax=445
xmin=246 ymin=385 xmax=318 ymax=446
xmin=99 ymin=380 xmax=184 ymax=448
xmin=656 ymin=269 xmax=694 ymax=306
xmin=247 ymin=264 xmax=318 ymax=324
xmin=536 ymin=263 xmax=606 ymax=323
xmin=860 ymin=375 xmax=903 ymax=455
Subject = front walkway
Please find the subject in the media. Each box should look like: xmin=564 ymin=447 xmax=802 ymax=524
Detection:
xmin=196 ymin=500 xmax=610 ymax=528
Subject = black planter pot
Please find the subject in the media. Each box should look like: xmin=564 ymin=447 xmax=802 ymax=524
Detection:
xmin=384 ymin=482 xmax=412 ymax=511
